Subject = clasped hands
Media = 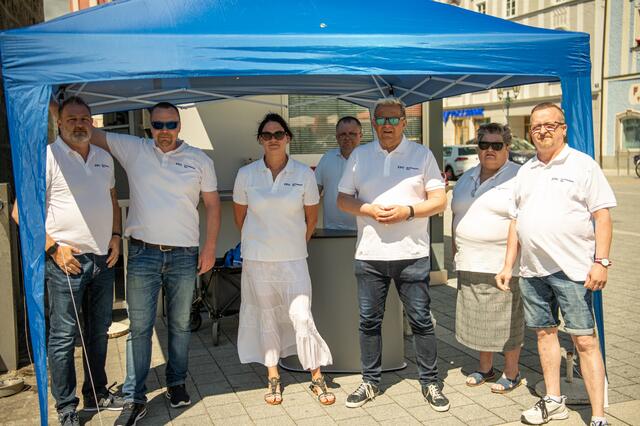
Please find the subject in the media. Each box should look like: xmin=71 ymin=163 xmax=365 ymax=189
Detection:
xmin=366 ymin=204 xmax=411 ymax=224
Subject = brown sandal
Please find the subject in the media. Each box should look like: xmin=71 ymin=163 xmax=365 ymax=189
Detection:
xmin=309 ymin=375 xmax=335 ymax=405
xmin=264 ymin=376 xmax=282 ymax=405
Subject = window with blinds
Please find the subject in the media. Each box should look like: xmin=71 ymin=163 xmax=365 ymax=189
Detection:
xmin=288 ymin=95 xmax=423 ymax=155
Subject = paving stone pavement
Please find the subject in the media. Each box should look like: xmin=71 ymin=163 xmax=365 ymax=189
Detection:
xmin=1 ymin=176 xmax=638 ymax=425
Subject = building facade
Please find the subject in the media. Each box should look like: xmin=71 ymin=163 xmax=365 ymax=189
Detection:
xmin=602 ymin=0 xmax=640 ymax=171
xmin=441 ymin=0 xmax=606 ymax=161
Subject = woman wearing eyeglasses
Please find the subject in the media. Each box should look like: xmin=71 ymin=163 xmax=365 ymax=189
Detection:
xmin=451 ymin=123 xmax=524 ymax=394
xmin=232 ymin=113 xmax=334 ymax=406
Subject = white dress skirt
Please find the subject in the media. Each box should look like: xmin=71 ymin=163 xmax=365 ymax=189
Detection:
xmin=237 ymin=258 xmax=333 ymax=370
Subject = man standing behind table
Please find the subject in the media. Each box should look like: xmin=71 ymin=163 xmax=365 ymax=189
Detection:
xmin=14 ymin=96 xmax=123 ymax=426
xmin=337 ymin=97 xmax=450 ymax=412
xmin=315 ymin=116 xmax=362 ymax=230
xmin=88 ymin=102 xmax=221 ymax=426
xmin=496 ymin=103 xmax=616 ymax=426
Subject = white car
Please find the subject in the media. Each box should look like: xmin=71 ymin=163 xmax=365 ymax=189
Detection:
xmin=443 ymin=145 xmax=479 ymax=180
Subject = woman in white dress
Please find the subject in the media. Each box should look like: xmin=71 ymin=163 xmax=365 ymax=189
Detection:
xmin=232 ymin=113 xmax=334 ymax=406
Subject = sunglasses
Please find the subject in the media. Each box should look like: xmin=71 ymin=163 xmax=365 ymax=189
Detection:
xmin=374 ymin=117 xmax=403 ymax=126
xmin=478 ymin=141 xmax=505 ymax=151
xmin=259 ymin=131 xmax=288 ymax=141
xmin=151 ymin=121 xmax=179 ymax=130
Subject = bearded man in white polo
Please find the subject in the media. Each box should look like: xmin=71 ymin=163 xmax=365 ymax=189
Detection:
xmin=337 ymin=97 xmax=449 ymax=412
xmin=14 ymin=96 xmax=123 ymax=426
xmin=496 ymin=102 xmax=616 ymax=426
xmin=89 ymin=102 xmax=220 ymax=426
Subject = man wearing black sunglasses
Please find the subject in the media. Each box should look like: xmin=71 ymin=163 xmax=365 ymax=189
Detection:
xmin=496 ymin=103 xmax=615 ymax=426
xmin=337 ymin=97 xmax=449 ymax=412
xmin=89 ymin=102 xmax=220 ymax=426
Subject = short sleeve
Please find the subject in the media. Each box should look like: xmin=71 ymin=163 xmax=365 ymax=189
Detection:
xmin=200 ymin=154 xmax=218 ymax=193
xmin=337 ymin=150 xmax=358 ymax=195
xmin=423 ymin=150 xmax=445 ymax=192
xmin=314 ymin=154 xmax=327 ymax=189
xmin=303 ymin=168 xmax=320 ymax=206
xmin=585 ymin=161 xmax=617 ymax=213
xmin=232 ymin=166 xmax=248 ymax=205
xmin=106 ymin=132 xmax=144 ymax=168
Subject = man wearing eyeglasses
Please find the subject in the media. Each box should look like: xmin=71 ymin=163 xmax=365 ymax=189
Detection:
xmin=337 ymin=98 xmax=449 ymax=412
xmin=496 ymin=103 xmax=615 ymax=426
xmin=314 ymin=116 xmax=362 ymax=231
xmin=89 ymin=102 xmax=220 ymax=426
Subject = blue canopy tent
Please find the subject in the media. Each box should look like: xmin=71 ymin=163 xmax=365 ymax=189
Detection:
xmin=0 ymin=0 xmax=602 ymax=422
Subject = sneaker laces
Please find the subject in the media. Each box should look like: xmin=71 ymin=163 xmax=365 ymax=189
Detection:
xmin=535 ymin=397 xmax=549 ymax=421
xmin=354 ymin=382 xmax=376 ymax=400
xmin=427 ymin=383 xmax=444 ymax=400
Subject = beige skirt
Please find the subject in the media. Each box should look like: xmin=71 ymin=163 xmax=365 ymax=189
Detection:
xmin=237 ymin=259 xmax=332 ymax=370
xmin=455 ymin=270 xmax=524 ymax=352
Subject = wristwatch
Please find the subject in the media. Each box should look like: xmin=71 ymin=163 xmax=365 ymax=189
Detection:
xmin=406 ymin=205 xmax=415 ymax=221
xmin=594 ymin=258 xmax=612 ymax=267
xmin=46 ymin=242 xmax=59 ymax=257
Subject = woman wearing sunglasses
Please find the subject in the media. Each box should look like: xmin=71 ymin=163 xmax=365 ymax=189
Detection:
xmin=232 ymin=113 xmax=334 ymax=406
xmin=451 ymin=123 xmax=525 ymax=394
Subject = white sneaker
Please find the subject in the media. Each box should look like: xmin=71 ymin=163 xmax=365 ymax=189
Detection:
xmin=521 ymin=396 xmax=569 ymax=424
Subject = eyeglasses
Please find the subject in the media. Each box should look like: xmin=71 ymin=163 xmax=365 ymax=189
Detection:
xmin=478 ymin=141 xmax=505 ymax=151
xmin=374 ymin=117 xmax=403 ymax=126
xmin=530 ymin=121 xmax=565 ymax=134
xmin=151 ymin=121 xmax=179 ymax=130
xmin=258 ymin=131 xmax=287 ymax=141
xmin=337 ymin=131 xmax=360 ymax=139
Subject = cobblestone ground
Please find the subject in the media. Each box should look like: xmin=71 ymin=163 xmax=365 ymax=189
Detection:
xmin=1 ymin=176 xmax=638 ymax=425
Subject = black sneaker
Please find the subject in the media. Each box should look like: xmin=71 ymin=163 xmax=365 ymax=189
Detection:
xmin=166 ymin=384 xmax=191 ymax=408
xmin=345 ymin=382 xmax=379 ymax=408
xmin=422 ymin=383 xmax=450 ymax=412
xmin=114 ymin=402 xmax=147 ymax=426
xmin=83 ymin=392 xmax=125 ymax=411
xmin=58 ymin=411 xmax=80 ymax=426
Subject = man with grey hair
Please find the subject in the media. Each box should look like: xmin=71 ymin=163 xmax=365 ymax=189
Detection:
xmin=337 ymin=97 xmax=449 ymax=411
xmin=315 ymin=116 xmax=362 ymax=230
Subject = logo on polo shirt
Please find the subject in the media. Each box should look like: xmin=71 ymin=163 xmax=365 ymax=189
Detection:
xmin=550 ymin=177 xmax=575 ymax=183
xmin=283 ymin=182 xmax=303 ymax=187
xmin=94 ymin=163 xmax=110 ymax=168
xmin=175 ymin=162 xmax=196 ymax=170
xmin=397 ymin=165 xmax=420 ymax=171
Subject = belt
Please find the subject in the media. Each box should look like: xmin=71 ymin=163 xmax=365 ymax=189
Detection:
xmin=129 ymin=237 xmax=180 ymax=252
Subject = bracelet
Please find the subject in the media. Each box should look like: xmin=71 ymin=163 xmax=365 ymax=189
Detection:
xmin=112 ymin=232 xmax=122 ymax=238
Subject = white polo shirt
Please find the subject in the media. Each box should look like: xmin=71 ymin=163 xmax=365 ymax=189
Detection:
xmin=511 ymin=145 xmax=617 ymax=281
xmin=315 ymin=148 xmax=357 ymax=231
xmin=338 ymin=137 xmax=445 ymax=261
xmin=233 ymin=158 xmax=319 ymax=262
xmin=452 ymin=161 xmax=520 ymax=274
xmin=106 ymin=133 xmax=217 ymax=247
xmin=46 ymin=138 xmax=115 ymax=255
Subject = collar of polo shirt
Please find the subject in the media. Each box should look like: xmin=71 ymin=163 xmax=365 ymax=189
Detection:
xmin=374 ymin=135 xmax=410 ymax=154
xmin=471 ymin=157 xmax=511 ymax=183
xmin=152 ymin=138 xmax=186 ymax=155
xmin=56 ymin=137 xmax=95 ymax=160
xmin=531 ymin=143 xmax=570 ymax=168
xmin=260 ymin=156 xmax=294 ymax=175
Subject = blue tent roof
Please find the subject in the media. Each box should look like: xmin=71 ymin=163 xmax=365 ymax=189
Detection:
xmin=1 ymin=0 xmax=591 ymax=112
xmin=0 ymin=1 xmax=596 ymax=424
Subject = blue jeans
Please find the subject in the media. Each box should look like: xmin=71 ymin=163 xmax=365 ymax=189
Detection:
xmin=354 ymin=256 xmax=438 ymax=387
xmin=122 ymin=243 xmax=198 ymax=403
xmin=46 ymin=254 xmax=114 ymax=414
xmin=519 ymin=271 xmax=595 ymax=336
